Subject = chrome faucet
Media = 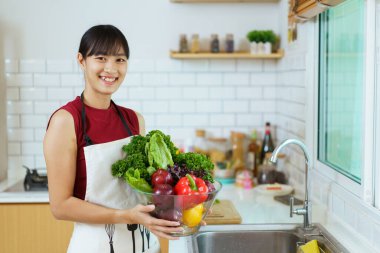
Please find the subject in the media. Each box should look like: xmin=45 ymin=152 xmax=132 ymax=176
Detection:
xmin=270 ymin=139 xmax=313 ymax=229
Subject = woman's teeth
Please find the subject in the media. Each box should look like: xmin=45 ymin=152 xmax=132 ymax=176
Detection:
xmin=101 ymin=76 xmax=117 ymax=82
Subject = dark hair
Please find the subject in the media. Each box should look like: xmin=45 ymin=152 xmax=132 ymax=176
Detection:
xmin=78 ymin=25 xmax=130 ymax=59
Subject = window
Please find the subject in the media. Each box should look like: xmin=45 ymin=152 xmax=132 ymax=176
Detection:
xmin=318 ymin=0 xmax=365 ymax=183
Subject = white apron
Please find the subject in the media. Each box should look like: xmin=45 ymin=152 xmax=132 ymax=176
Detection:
xmin=67 ymin=137 xmax=160 ymax=253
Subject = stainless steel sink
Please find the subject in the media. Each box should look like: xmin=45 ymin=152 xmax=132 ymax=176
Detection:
xmin=187 ymin=223 xmax=349 ymax=253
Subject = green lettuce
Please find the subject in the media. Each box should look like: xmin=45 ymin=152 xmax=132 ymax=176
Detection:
xmin=146 ymin=133 xmax=174 ymax=169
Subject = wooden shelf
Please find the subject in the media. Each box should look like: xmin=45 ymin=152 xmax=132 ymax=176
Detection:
xmin=171 ymin=0 xmax=279 ymax=3
xmin=170 ymin=50 xmax=284 ymax=59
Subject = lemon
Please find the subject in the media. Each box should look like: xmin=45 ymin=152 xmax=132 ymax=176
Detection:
xmin=182 ymin=203 xmax=204 ymax=227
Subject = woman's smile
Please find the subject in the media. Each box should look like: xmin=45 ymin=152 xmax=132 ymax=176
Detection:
xmin=100 ymin=75 xmax=119 ymax=85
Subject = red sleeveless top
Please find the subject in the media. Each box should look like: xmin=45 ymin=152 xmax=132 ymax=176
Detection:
xmin=52 ymin=96 xmax=139 ymax=200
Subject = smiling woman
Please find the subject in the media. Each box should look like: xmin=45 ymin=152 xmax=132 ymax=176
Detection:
xmin=78 ymin=25 xmax=129 ymax=100
xmin=43 ymin=25 xmax=182 ymax=253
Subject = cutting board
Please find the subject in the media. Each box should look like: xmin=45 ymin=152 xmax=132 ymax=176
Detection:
xmin=204 ymin=199 xmax=242 ymax=224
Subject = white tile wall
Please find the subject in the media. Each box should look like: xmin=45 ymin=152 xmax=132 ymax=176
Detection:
xmin=277 ymin=19 xmax=380 ymax=250
xmin=4 ymin=57 xmax=279 ymax=175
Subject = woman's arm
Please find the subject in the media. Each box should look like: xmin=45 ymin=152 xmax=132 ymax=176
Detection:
xmin=43 ymin=110 xmax=181 ymax=239
xmin=135 ymin=111 xmax=145 ymax=136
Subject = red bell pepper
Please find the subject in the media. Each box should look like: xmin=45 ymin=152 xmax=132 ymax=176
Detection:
xmin=174 ymin=174 xmax=208 ymax=209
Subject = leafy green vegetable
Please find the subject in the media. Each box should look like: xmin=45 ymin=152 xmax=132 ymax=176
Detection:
xmin=111 ymin=130 xmax=215 ymax=193
xmin=147 ymin=166 xmax=156 ymax=176
xmin=147 ymin=130 xmax=179 ymax=161
xmin=146 ymin=133 xmax=174 ymax=169
xmin=122 ymin=135 xmax=148 ymax=164
xmin=124 ymin=168 xmax=153 ymax=193
xmin=176 ymin=152 xmax=214 ymax=182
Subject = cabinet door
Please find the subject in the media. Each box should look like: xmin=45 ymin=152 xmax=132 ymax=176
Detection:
xmin=0 ymin=203 xmax=73 ymax=253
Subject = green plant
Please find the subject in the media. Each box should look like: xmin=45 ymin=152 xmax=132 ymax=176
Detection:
xmin=247 ymin=30 xmax=262 ymax=43
xmin=247 ymin=30 xmax=277 ymax=44
xmin=264 ymin=30 xmax=277 ymax=44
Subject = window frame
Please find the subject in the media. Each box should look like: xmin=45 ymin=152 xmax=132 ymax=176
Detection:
xmin=374 ymin=1 xmax=380 ymax=209
xmin=312 ymin=0 xmax=376 ymax=204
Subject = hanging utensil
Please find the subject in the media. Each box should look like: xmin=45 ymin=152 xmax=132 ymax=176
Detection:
xmin=138 ymin=224 xmax=145 ymax=252
xmin=127 ymin=224 xmax=138 ymax=253
xmin=144 ymin=227 xmax=151 ymax=249
xmin=105 ymin=224 xmax=115 ymax=253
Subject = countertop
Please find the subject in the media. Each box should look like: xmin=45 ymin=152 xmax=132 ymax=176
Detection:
xmin=1 ymin=178 xmax=378 ymax=252
xmin=0 ymin=177 xmax=49 ymax=203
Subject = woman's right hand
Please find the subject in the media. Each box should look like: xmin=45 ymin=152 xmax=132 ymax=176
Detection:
xmin=125 ymin=204 xmax=183 ymax=240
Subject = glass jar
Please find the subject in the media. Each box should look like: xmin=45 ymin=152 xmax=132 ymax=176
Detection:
xmin=208 ymin=137 xmax=229 ymax=164
xmin=193 ymin=129 xmax=208 ymax=155
xmin=179 ymin=34 xmax=189 ymax=53
xmin=191 ymin=34 xmax=200 ymax=53
xmin=257 ymin=153 xmax=277 ymax=184
xmin=210 ymin=34 xmax=220 ymax=53
xmin=209 ymin=137 xmax=234 ymax=179
xmin=225 ymin=33 xmax=234 ymax=53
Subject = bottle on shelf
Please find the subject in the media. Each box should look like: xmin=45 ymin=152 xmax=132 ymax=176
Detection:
xmin=179 ymin=34 xmax=189 ymax=53
xmin=247 ymin=129 xmax=260 ymax=178
xmin=260 ymin=122 xmax=275 ymax=164
xmin=230 ymin=131 xmax=246 ymax=173
xmin=193 ymin=129 xmax=208 ymax=155
xmin=210 ymin=34 xmax=220 ymax=53
xmin=225 ymin=33 xmax=234 ymax=53
xmin=191 ymin=34 xmax=200 ymax=53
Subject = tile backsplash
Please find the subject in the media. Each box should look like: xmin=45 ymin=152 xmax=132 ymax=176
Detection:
xmin=5 ymin=57 xmax=279 ymax=177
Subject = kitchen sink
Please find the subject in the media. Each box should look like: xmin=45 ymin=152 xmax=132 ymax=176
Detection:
xmin=187 ymin=223 xmax=349 ymax=253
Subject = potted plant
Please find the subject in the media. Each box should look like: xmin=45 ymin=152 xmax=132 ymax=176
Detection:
xmin=247 ymin=30 xmax=262 ymax=54
xmin=262 ymin=30 xmax=277 ymax=54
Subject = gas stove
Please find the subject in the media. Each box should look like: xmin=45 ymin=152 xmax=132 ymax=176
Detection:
xmin=23 ymin=165 xmax=48 ymax=191
xmin=4 ymin=166 xmax=48 ymax=192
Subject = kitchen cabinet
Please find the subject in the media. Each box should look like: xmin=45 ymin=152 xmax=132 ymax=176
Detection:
xmin=0 ymin=203 xmax=73 ymax=253
xmin=0 ymin=203 xmax=169 ymax=253
xmin=170 ymin=49 xmax=284 ymax=59
xmin=290 ymin=0 xmax=345 ymax=20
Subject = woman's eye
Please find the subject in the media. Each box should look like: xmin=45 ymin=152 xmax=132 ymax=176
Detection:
xmin=117 ymin=58 xmax=126 ymax=62
xmin=95 ymin=57 xmax=106 ymax=61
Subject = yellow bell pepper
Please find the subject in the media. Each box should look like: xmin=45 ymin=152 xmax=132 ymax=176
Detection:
xmin=182 ymin=203 xmax=204 ymax=227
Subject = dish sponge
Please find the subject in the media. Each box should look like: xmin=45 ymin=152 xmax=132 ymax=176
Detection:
xmin=298 ymin=240 xmax=320 ymax=253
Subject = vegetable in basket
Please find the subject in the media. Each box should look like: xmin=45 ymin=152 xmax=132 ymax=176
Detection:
xmin=174 ymin=174 xmax=208 ymax=209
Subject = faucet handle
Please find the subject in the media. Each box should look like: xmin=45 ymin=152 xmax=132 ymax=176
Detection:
xmin=289 ymin=196 xmax=294 ymax=218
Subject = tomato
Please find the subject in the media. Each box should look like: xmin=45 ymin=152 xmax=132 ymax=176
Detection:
xmin=182 ymin=203 xmax=204 ymax=227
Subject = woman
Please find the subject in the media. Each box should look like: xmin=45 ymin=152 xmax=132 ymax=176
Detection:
xmin=43 ymin=25 xmax=182 ymax=253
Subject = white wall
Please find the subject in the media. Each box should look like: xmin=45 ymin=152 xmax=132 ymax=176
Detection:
xmin=0 ymin=0 xmax=280 ymax=59
xmin=1 ymin=0 xmax=282 ymax=178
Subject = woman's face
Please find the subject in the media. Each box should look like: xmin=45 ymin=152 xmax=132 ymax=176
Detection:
xmin=78 ymin=48 xmax=128 ymax=96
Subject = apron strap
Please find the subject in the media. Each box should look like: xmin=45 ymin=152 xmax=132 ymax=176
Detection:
xmin=80 ymin=92 xmax=133 ymax=146
xmin=111 ymin=100 xmax=133 ymax=137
